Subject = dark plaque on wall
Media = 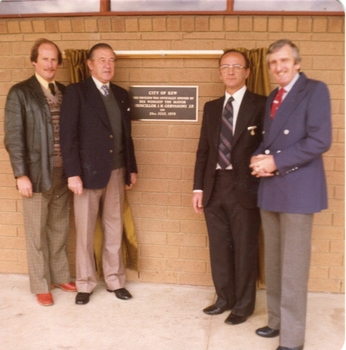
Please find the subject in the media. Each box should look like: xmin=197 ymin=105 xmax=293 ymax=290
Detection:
xmin=130 ymin=86 xmax=198 ymax=121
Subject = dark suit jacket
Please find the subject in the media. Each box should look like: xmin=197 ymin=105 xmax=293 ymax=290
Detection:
xmin=4 ymin=75 xmax=66 ymax=192
xmin=254 ymin=73 xmax=332 ymax=214
xmin=193 ymin=89 xmax=266 ymax=209
xmin=60 ymin=77 xmax=137 ymax=189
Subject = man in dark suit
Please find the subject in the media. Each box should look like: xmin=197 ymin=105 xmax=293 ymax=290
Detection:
xmin=192 ymin=49 xmax=266 ymax=325
xmin=4 ymin=38 xmax=76 ymax=306
xmin=250 ymin=39 xmax=332 ymax=350
xmin=60 ymin=43 xmax=137 ymax=305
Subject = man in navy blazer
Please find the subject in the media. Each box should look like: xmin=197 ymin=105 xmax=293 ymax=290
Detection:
xmin=250 ymin=39 xmax=332 ymax=350
xmin=193 ymin=50 xmax=266 ymax=325
xmin=60 ymin=43 xmax=137 ymax=305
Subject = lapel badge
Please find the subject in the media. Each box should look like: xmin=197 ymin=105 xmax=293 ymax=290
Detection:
xmin=247 ymin=126 xmax=257 ymax=136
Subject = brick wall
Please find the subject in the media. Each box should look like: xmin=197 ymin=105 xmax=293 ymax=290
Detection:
xmin=0 ymin=15 xmax=344 ymax=293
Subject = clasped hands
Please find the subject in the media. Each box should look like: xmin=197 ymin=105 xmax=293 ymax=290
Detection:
xmin=250 ymin=154 xmax=276 ymax=178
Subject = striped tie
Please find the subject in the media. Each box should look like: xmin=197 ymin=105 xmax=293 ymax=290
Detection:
xmin=218 ymin=96 xmax=234 ymax=169
xmin=101 ymin=84 xmax=109 ymax=96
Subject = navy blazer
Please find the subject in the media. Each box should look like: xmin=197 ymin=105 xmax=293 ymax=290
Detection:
xmin=60 ymin=77 xmax=137 ymax=189
xmin=254 ymin=73 xmax=332 ymax=214
xmin=193 ymin=89 xmax=266 ymax=209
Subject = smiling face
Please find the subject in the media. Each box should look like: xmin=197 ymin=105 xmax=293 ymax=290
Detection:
xmin=87 ymin=47 xmax=116 ymax=84
xmin=218 ymin=51 xmax=250 ymax=95
xmin=268 ymin=44 xmax=301 ymax=87
xmin=32 ymin=43 xmax=60 ymax=83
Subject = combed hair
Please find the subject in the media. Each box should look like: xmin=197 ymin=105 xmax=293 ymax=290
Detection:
xmin=30 ymin=38 xmax=63 ymax=65
xmin=266 ymin=39 xmax=301 ymax=65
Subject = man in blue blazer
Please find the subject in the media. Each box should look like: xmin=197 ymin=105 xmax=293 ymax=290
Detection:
xmin=193 ymin=50 xmax=266 ymax=325
xmin=60 ymin=43 xmax=137 ymax=305
xmin=250 ymin=39 xmax=332 ymax=350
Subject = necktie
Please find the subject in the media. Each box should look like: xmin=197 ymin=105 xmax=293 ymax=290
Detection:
xmin=101 ymin=84 xmax=109 ymax=96
xmin=48 ymin=83 xmax=56 ymax=96
xmin=270 ymin=88 xmax=285 ymax=119
xmin=218 ymin=96 xmax=234 ymax=169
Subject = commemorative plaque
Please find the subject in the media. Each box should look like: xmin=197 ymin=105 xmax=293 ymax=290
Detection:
xmin=130 ymin=86 xmax=198 ymax=121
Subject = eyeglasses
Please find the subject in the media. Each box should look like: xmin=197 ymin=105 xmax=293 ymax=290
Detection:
xmin=219 ymin=64 xmax=246 ymax=71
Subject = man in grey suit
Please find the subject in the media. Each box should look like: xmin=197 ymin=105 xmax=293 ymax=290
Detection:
xmin=250 ymin=39 xmax=332 ymax=350
xmin=60 ymin=43 xmax=137 ymax=305
xmin=193 ymin=49 xmax=266 ymax=325
xmin=4 ymin=38 xmax=76 ymax=306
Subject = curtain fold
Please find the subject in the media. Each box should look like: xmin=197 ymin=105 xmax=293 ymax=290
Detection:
xmin=64 ymin=49 xmax=139 ymax=274
xmin=234 ymin=47 xmax=270 ymax=285
xmin=64 ymin=49 xmax=90 ymax=84
xmin=234 ymin=47 xmax=271 ymax=96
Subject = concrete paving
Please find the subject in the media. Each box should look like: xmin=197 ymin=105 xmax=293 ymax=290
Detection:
xmin=0 ymin=274 xmax=344 ymax=350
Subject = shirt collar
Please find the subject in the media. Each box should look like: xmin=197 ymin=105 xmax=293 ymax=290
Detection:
xmin=91 ymin=76 xmax=110 ymax=90
xmin=280 ymin=72 xmax=300 ymax=93
xmin=35 ymin=73 xmax=55 ymax=90
xmin=224 ymin=85 xmax=247 ymax=105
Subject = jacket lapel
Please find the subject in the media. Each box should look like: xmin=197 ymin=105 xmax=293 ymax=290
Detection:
xmin=28 ymin=76 xmax=51 ymax=116
xmin=210 ymin=97 xmax=224 ymax=146
xmin=265 ymin=73 xmax=307 ymax=147
xmin=232 ymin=90 xmax=256 ymax=147
xmin=84 ymin=77 xmax=112 ymax=130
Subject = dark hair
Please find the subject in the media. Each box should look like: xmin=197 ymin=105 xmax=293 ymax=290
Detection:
xmin=87 ymin=43 xmax=115 ymax=60
xmin=267 ymin=39 xmax=301 ymax=65
xmin=219 ymin=49 xmax=250 ymax=69
xmin=30 ymin=38 xmax=63 ymax=65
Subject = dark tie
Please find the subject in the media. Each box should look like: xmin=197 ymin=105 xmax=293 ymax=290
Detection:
xmin=270 ymin=88 xmax=285 ymax=119
xmin=101 ymin=84 xmax=109 ymax=96
xmin=218 ymin=96 xmax=234 ymax=169
xmin=48 ymin=83 xmax=56 ymax=96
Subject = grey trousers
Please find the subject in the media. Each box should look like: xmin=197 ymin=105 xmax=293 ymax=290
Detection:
xmin=261 ymin=210 xmax=313 ymax=348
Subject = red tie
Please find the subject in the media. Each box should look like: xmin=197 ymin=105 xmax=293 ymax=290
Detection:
xmin=270 ymin=88 xmax=285 ymax=119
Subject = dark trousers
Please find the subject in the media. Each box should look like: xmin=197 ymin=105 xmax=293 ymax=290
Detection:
xmin=204 ymin=170 xmax=260 ymax=317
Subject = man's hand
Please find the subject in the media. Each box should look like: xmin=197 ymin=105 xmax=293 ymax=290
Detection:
xmin=125 ymin=173 xmax=137 ymax=190
xmin=17 ymin=176 xmax=33 ymax=198
xmin=68 ymin=176 xmax=83 ymax=196
xmin=250 ymin=154 xmax=276 ymax=178
xmin=192 ymin=192 xmax=204 ymax=214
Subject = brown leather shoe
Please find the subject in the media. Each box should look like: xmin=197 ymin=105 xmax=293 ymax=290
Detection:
xmin=54 ymin=282 xmax=77 ymax=292
xmin=37 ymin=293 xmax=54 ymax=306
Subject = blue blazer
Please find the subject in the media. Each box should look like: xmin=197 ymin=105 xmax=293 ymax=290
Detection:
xmin=254 ymin=73 xmax=332 ymax=214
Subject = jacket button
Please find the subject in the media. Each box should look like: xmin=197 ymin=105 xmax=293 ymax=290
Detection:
xmin=109 ymin=150 xmax=113 ymax=153
xmin=265 ymin=150 xmax=270 ymax=154
xmin=110 ymin=135 xmax=114 ymax=138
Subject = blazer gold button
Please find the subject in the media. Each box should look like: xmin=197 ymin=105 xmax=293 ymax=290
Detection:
xmin=109 ymin=150 xmax=113 ymax=153
xmin=110 ymin=135 xmax=113 ymax=138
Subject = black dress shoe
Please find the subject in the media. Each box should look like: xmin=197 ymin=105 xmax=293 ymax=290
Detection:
xmin=224 ymin=313 xmax=247 ymax=325
xmin=107 ymin=288 xmax=132 ymax=300
xmin=75 ymin=292 xmax=92 ymax=305
xmin=203 ymin=304 xmax=230 ymax=315
xmin=256 ymin=326 xmax=280 ymax=338
xmin=276 ymin=346 xmax=304 ymax=350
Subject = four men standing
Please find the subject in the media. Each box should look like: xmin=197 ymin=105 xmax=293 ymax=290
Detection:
xmin=4 ymin=37 xmax=332 ymax=348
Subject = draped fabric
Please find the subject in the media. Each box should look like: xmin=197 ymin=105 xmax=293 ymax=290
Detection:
xmin=64 ymin=49 xmax=90 ymax=84
xmin=234 ymin=47 xmax=270 ymax=285
xmin=64 ymin=49 xmax=139 ymax=274
xmin=234 ymin=47 xmax=271 ymax=97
